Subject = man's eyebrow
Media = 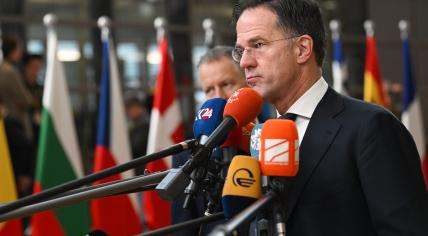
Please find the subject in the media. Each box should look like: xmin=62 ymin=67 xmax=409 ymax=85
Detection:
xmin=235 ymin=36 xmax=266 ymax=47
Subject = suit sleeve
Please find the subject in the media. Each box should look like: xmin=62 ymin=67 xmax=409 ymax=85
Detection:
xmin=356 ymin=110 xmax=428 ymax=235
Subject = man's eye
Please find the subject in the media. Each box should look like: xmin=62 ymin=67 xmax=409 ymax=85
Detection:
xmin=254 ymin=42 xmax=265 ymax=48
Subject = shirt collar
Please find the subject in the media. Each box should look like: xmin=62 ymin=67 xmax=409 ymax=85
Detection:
xmin=278 ymin=77 xmax=329 ymax=119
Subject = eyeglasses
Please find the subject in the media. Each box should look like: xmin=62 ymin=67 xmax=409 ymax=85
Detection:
xmin=232 ymin=35 xmax=300 ymax=63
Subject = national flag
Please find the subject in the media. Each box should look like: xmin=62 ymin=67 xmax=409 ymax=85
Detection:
xmin=400 ymin=31 xmax=428 ymax=186
xmin=91 ymin=24 xmax=142 ymax=235
xmin=0 ymin=117 xmax=23 ymax=236
xmin=364 ymin=34 xmax=389 ymax=107
xmin=331 ymin=30 xmax=348 ymax=95
xmin=144 ymin=36 xmax=185 ymax=230
xmin=31 ymin=19 xmax=90 ymax=236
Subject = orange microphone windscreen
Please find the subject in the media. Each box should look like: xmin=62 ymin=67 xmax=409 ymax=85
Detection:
xmin=260 ymin=119 xmax=299 ymax=177
xmin=223 ymin=88 xmax=262 ymax=127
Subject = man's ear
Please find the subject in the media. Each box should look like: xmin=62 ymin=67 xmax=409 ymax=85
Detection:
xmin=295 ymin=35 xmax=313 ymax=64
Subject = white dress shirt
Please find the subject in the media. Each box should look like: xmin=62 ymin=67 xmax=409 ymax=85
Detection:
xmin=277 ymin=77 xmax=329 ymax=144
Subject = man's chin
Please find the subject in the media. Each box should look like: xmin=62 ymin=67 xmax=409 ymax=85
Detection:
xmin=250 ymin=87 xmax=268 ymax=100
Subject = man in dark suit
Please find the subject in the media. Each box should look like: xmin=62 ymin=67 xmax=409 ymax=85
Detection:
xmin=232 ymin=0 xmax=428 ymax=235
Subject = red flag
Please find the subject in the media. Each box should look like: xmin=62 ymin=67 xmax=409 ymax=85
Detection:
xmin=144 ymin=36 xmax=185 ymax=230
xmin=91 ymin=26 xmax=142 ymax=235
xmin=364 ymin=35 xmax=389 ymax=107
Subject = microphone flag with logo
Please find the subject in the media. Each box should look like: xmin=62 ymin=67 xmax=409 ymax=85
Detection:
xmin=260 ymin=119 xmax=299 ymax=177
xmin=193 ymin=98 xmax=226 ymax=145
xmin=250 ymin=123 xmax=264 ymax=159
xmin=221 ymin=155 xmax=262 ymax=219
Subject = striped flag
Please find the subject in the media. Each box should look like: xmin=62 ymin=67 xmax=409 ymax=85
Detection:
xmin=400 ymin=27 xmax=428 ymax=186
xmin=91 ymin=22 xmax=142 ymax=235
xmin=31 ymin=16 xmax=90 ymax=236
xmin=0 ymin=117 xmax=23 ymax=236
xmin=332 ymin=33 xmax=348 ymax=95
xmin=144 ymin=36 xmax=185 ymax=230
xmin=363 ymin=31 xmax=389 ymax=107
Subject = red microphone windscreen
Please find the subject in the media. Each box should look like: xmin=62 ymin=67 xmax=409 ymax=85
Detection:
xmin=260 ymin=119 xmax=299 ymax=177
xmin=223 ymin=88 xmax=262 ymax=127
xmin=221 ymin=122 xmax=255 ymax=154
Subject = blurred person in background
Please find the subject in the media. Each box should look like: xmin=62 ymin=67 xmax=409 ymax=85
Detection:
xmin=22 ymin=53 xmax=45 ymax=146
xmin=0 ymin=94 xmax=35 ymax=198
xmin=126 ymin=95 xmax=150 ymax=176
xmin=0 ymin=35 xmax=35 ymax=141
xmin=171 ymin=46 xmax=272 ymax=235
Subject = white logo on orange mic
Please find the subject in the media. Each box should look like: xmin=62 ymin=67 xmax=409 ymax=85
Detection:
xmin=227 ymin=89 xmax=242 ymax=104
xmin=264 ymin=139 xmax=289 ymax=164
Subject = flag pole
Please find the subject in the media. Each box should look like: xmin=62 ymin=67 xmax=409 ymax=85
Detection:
xmin=154 ymin=17 xmax=166 ymax=43
xmin=364 ymin=20 xmax=375 ymax=37
xmin=329 ymin=19 xmax=347 ymax=95
xmin=97 ymin=16 xmax=111 ymax=42
xmin=202 ymin=18 xmax=216 ymax=49
xmin=398 ymin=20 xmax=409 ymax=40
xmin=329 ymin=19 xmax=340 ymax=41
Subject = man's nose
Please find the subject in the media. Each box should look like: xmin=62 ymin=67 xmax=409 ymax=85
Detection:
xmin=239 ymin=50 xmax=257 ymax=69
xmin=214 ymin=88 xmax=228 ymax=100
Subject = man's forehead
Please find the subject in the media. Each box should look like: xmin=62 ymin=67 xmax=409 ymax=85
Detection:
xmin=235 ymin=8 xmax=282 ymax=45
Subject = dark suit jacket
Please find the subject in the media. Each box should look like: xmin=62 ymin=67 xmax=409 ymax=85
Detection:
xmin=283 ymin=87 xmax=428 ymax=236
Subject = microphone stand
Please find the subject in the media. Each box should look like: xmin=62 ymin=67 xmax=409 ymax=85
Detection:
xmin=0 ymin=170 xmax=168 ymax=222
xmin=0 ymin=139 xmax=197 ymax=215
xmin=208 ymin=191 xmax=277 ymax=236
xmin=138 ymin=212 xmax=224 ymax=236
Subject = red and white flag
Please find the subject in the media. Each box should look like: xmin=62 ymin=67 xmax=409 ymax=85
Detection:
xmin=144 ymin=36 xmax=185 ymax=230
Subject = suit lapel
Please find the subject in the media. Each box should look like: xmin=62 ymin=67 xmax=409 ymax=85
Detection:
xmin=284 ymin=88 xmax=344 ymax=219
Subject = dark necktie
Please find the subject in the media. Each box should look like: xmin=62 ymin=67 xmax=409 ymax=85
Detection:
xmin=279 ymin=113 xmax=297 ymax=121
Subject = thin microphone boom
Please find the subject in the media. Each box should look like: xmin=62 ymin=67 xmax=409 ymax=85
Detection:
xmin=138 ymin=212 xmax=224 ymax=236
xmin=0 ymin=170 xmax=168 ymax=222
xmin=209 ymin=191 xmax=277 ymax=236
xmin=0 ymin=139 xmax=196 ymax=215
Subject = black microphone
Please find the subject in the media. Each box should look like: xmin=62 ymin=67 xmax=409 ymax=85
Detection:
xmin=155 ymin=88 xmax=263 ymax=201
xmin=182 ymin=98 xmax=227 ymax=208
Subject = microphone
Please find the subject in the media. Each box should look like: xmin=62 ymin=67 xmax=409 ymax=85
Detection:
xmin=209 ymin=120 xmax=300 ymax=236
xmin=221 ymin=155 xmax=262 ymax=219
xmin=193 ymin=98 xmax=227 ymax=145
xmin=259 ymin=119 xmax=299 ymax=236
xmin=250 ymin=123 xmax=263 ymax=159
xmin=260 ymin=119 xmax=299 ymax=177
xmin=220 ymin=122 xmax=254 ymax=172
xmin=183 ymin=98 xmax=227 ymax=208
xmin=156 ymin=88 xmax=263 ymax=201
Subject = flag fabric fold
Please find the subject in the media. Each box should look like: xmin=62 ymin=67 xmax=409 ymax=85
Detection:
xmin=144 ymin=36 xmax=185 ymax=230
xmin=332 ymin=33 xmax=348 ymax=95
xmin=90 ymin=27 xmax=142 ymax=236
xmin=0 ymin=117 xmax=23 ymax=236
xmin=400 ymin=35 xmax=428 ymax=186
xmin=364 ymin=35 xmax=389 ymax=107
xmin=31 ymin=23 xmax=90 ymax=236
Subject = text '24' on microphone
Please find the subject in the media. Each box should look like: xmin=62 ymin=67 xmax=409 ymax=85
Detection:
xmin=156 ymin=88 xmax=263 ymax=201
